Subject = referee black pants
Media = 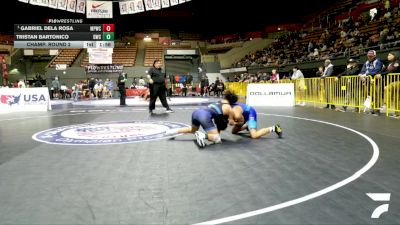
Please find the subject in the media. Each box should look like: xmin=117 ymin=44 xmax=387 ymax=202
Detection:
xmin=119 ymin=86 xmax=126 ymax=105
xmin=149 ymin=83 xmax=170 ymax=110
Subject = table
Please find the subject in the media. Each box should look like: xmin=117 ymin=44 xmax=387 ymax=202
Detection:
xmin=126 ymin=88 xmax=148 ymax=97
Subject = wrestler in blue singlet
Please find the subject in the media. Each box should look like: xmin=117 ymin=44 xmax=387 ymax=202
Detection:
xmin=233 ymin=103 xmax=258 ymax=129
xmin=191 ymin=102 xmax=228 ymax=132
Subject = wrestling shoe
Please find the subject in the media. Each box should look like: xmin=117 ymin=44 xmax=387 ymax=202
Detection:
xmin=274 ymin=124 xmax=283 ymax=138
xmin=194 ymin=131 xmax=206 ymax=148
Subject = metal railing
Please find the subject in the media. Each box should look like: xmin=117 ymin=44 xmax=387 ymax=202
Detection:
xmin=226 ymin=74 xmax=400 ymax=117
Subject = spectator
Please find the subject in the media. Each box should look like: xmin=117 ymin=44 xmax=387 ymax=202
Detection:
xmin=105 ymin=79 xmax=113 ymax=98
xmin=130 ymin=82 xmax=136 ymax=89
xmin=34 ymin=80 xmax=42 ymax=87
xmin=180 ymin=82 xmax=188 ymax=97
xmin=321 ymin=59 xmax=336 ymax=109
xmin=359 ymin=50 xmax=383 ymax=77
xmin=337 ymin=58 xmax=361 ymax=112
xmin=200 ymin=74 xmax=209 ymax=97
xmin=316 ymin=66 xmax=324 ymax=77
xmin=291 ymin=66 xmax=305 ymax=106
xmin=382 ymin=51 xmax=400 ymax=118
xmin=214 ymin=77 xmax=225 ymax=97
xmin=52 ymin=77 xmax=60 ymax=99
xmin=321 ymin=59 xmax=334 ymax=78
xmin=18 ymin=79 xmax=26 ymax=88
xmin=72 ymin=83 xmax=81 ymax=101
xmin=359 ymin=50 xmax=383 ymax=114
xmin=60 ymin=83 xmax=68 ymax=99
xmin=88 ymin=78 xmax=96 ymax=98
xmin=381 ymin=51 xmax=400 ymax=75
xmin=270 ymin=69 xmax=280 ymax=83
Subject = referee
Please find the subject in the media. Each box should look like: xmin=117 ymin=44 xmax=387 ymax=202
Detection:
xmin=118 ymin=72 xmax=127 ymax=106
xmin=148 ymin=59 xmax=173 ymax=114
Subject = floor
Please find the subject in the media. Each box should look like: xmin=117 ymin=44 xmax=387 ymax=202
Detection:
xmin=0 ymin=98 xmax=399 ymax=225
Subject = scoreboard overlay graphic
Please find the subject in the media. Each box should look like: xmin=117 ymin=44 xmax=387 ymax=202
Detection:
xmin=14 ymin=24 xmax=115 ymax=48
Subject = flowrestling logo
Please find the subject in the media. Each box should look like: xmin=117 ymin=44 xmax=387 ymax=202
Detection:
xmin=32 ymin=121 xmax=189 ymax=145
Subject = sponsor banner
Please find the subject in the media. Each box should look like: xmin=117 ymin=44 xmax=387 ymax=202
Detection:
xmin=18 ymin=0 xmax=29 ymax=3
xmin=0 ymin=88 xmax=51 ymax=114
xmin=135 ymin=0 xmax=145 ymax=12
xmin=170 ymin=0 xmax=178 ymax=6
xmin=165 ymin=49 xmax=196 ymax=55
xmin=119 ymin=1 xmax=129 ymax=15
xmin=75 ymin=0 xmax=85 ymax=13
xmin=55 ymin=64 xmax=67 ymax=70
xmin=127 ymin=0 xmax=136 ymax=14
xmin=38 ymin=0 xmax=49 ymax=6
xmin=178 ymin=0 xmax=185 ymax=3
xmin=86 ymin=64 xmax=124 ymax=73
xmin=66 ymin=0 xmax=76 ymax=12
xmin=152 ymin=0 xmax=161 ymax=10
xmin=88 ymin=48 xmax=113 ymax=64
xmin=30 ymin=0 xmax=49 ymax=6
xmin=126 ymin=0 xmax=135 ymax=14
xmin=32 ymin=121 xmax=189 ymax=145
xmin=30 ymin=0 xmax=39 ymax=5
xmin=246 ymin=83 xmax=295 ymax=107
xmin=57 ymin=0 xmax=67 ymax=10
xmin=48 ymin=0 xmax=58 ymax=8
xmin=161 ymin=0 xmax=169 ymax=8
xmin=144 ymin=0 xmax=154 ymax=11
xmin=220 ymin=67 xmax=247 ymax=74
xmin=86 ymin=0 xmax=113 ymax=18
